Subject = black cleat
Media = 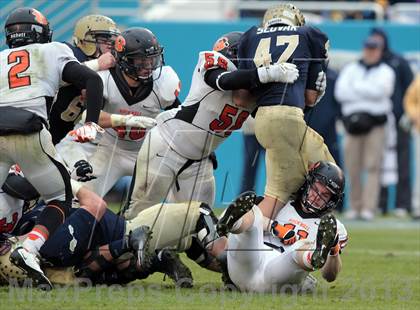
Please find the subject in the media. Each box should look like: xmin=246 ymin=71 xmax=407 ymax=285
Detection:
xmin=217 ymin=191 xmax=256 ymax=236
xmin=154 ymin=248 xmax=193 ymax=288
xmin=128 ymin=226 xmax=153 ymax=269
xmin=10 ymin=247 xmax=52 ymax=290
xmin=311 ymin=213 xmax=337 ymax=269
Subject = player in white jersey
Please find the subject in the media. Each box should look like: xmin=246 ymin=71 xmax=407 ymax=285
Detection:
xmin=202 ymin=161 xmax=348 ymax=293
xmin=0 ymin=7 xmax=104 ymax=289
xmin=61 ymin=27 xmax=180 ymax=198
xmin=123 ymin=31 xmax=299 ymax=219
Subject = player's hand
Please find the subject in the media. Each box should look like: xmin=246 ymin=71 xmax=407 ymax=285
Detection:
xmin=271 ymin=221 xmax=296 ymax=245
xmin=257 ymin=62 xmax=299 ymax=84
xmin=98 ymin=52 xmax=116 ymax=70
xmin=72 ymin=160 xmax=96 ymax=182
xmin=69 ymin=122 xmax=104 ymax=143
xmin=124 ymin=115 xmax=157 ymax=129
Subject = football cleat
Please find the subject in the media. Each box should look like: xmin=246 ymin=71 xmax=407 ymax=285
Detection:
xmin=217 ymin=191 xmax=256 ymax=236
xmin=9 ymin=247 xmax=52 ymax=290
xmin=310 ymin=213 xmax=337 ymax=269
xmin=153 ymin=248 xmax=193 ymax=288
xmin=128 ymin=226 xmax=153 ymax=270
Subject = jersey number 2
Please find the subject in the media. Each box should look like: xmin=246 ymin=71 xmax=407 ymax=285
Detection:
xmin=8 ymin=50 xmax=31 ymax=89
xmin=253 ymin=35 xmax=299 ymax=67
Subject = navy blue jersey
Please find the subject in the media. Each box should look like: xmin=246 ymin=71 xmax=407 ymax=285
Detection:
xmin=238 ymin=25 xmax=329 ymax=109
xmin=40 ymin=208 xmax=125 ymax=267
xmin=49 ymin=43 xmax=89 ymax=144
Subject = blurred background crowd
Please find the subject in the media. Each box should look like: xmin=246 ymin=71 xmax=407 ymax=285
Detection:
xmin=1 ymin=0 xmax=418 ymax=220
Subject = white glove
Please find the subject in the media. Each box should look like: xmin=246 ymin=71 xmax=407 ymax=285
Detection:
xmin=314 ymin=71 xmax=327 ymax=105
xmin=69 ymin=122 xmax=104 ymax=143
xmin=257 ymin=62 xmax=299 ymax=84
xmin=110 ymin=114 xmax=157 ymax=129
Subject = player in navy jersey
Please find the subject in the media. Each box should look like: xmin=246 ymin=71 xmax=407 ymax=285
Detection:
xmin=49 ymin=15 xmax=120 ymax=145
xmin=237 ymin=3 xmax=335 ymax=221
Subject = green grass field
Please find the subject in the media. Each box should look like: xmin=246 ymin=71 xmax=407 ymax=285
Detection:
xmin=2 ymin=218 xmax=419 ymax=310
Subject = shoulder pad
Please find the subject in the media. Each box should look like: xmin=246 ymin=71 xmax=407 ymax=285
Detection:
xmin=63 ymin=42 xmax=88 ymax=62
xmin=154 ymin=66 xmax=181 ymax=105
xmin=48 ymin=42 xmax=78 ymax=60
xmin=197 ymin=51 xmax=237 ymax=77
xmin=305 ymin=26 xmax=329 ymax=59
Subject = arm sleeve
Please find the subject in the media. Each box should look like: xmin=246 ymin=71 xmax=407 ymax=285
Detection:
xmin=306 ymin=62 xmax=324 ymax=90
xmin=204 ymin=68 xmax=260 ymax=91
xmin=164 ymin=97 xmax=181 ymax=111
xmin=62 ymin=62 xmax=103 ymax=124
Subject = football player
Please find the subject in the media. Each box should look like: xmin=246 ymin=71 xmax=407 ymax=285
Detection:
xmin=0 ymin=7 xmax=104 ymax=289
xmin=237 ymin=4 xmax=334 ymax=221
xmin=123 ymin=31 xmax=299 ymax=219
xmin=0 ymin=175 xmax=192 ymax=288
xmin=207 ymin=161 xmax=348 ymax=292
xmin=49 ymin=14 xmax=120 ymax=145
xmin=61 ymin=27 xmax=180 ymax=198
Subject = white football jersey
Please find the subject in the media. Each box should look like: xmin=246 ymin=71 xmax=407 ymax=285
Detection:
xmin=0 ymin=42 xmax=78 ymax=120
xmin=263 ymin=202 xmax=348 ymax=252
xmin=0 ymin=191 xmax=24 ymax=234
xmin=157 ymin=51 xmax=254 ymax=160
xmin=97 ymin=66 xmax=180 ymax=151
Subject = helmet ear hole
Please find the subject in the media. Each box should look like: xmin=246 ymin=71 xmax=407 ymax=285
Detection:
xmin=114 ymin=35 xmax=126 ymax=53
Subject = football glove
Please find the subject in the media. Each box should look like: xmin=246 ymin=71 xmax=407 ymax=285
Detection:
xmin=72 ymin=160 xmax=96 ymax=182
xmin=271 ymin=221 xmax=296 ymax=245
xmin=257 ymin=62 xmax=299 ymax=84
xmin=110 ymin=114 xmax=157 ymax=129
xmin=314 ymin=71 xmax=327 ymax=105
xmin=69 ymin=122 xmax=104 ymax=143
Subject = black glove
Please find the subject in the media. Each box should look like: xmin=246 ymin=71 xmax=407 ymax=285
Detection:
xmin=73 ymin=160 xmax=96 ymax=182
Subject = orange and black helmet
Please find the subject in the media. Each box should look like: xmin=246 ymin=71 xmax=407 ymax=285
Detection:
xmin=299 ymin=161 xmax=345 ymax=216
xmin=213 ymin=31 xmax=243 ymax=67
xmin=5 ymin=7 xmax=52 ymax=48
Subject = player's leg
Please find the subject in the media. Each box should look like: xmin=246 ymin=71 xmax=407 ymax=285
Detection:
xmin=83 ymin=144 xmax=128 ymax=197
xmin=124 ymin=129 xmax=178 ymax=219
xmin=170 ymin=159 xmax=215 ymax=207
xmin=126 ymin=201 xmax=204 ymax=251
xmin=10 ymin=129 xmax=72 ymax=289
xmin=225 ymin=204 xmax=269 ymax=291
xmin=255 ymin=106 xmax=334 ymax=220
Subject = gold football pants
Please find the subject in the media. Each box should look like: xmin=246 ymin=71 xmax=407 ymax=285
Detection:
xmin=255 ymin=105 xmax=334 ymax=204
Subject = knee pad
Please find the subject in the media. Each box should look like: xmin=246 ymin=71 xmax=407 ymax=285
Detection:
xmin=196 ymin=203 xmax=219 ymax=246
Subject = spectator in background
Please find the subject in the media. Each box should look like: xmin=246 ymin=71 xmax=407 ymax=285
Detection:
xmin=335 ymin=36 xmax=395 ymax=220
xmin=239 ymin=117 xmax=264 ymax=193
xmin=370 ymin=28 xmax=414 ymax=217
xmin=403 ymin=74 xmax=420 ymax=219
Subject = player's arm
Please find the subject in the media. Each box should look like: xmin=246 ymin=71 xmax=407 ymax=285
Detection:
xmin=204 ymin=63 xmax=298 ymax=92
xmin=322 ymin=224 xmax=348 ymax=282
xmin=305 ymin=62 xmax=327 ymax=107
xmin=96 ymin=111 xmax=157 ymax=129
xmin=321 ymin=252 xmax=342 ymax=282
xmin=62 ymin=62 xmax=103 ymax=125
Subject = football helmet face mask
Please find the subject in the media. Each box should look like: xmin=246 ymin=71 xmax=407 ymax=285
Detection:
xmin=73 ymin=15 xmax=120 ymax=57
xmin=5 ymin=7 xmax=52 ymax=48
xmin=300 ymin=161 xmax=345 ymax=216
xmin=262 ymin=4 xmax=305 ymax=28
xmin=213 ymin=31 xmax=243 ymax=67
xmin=115 ymin=27 xmax=164 ymax=82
